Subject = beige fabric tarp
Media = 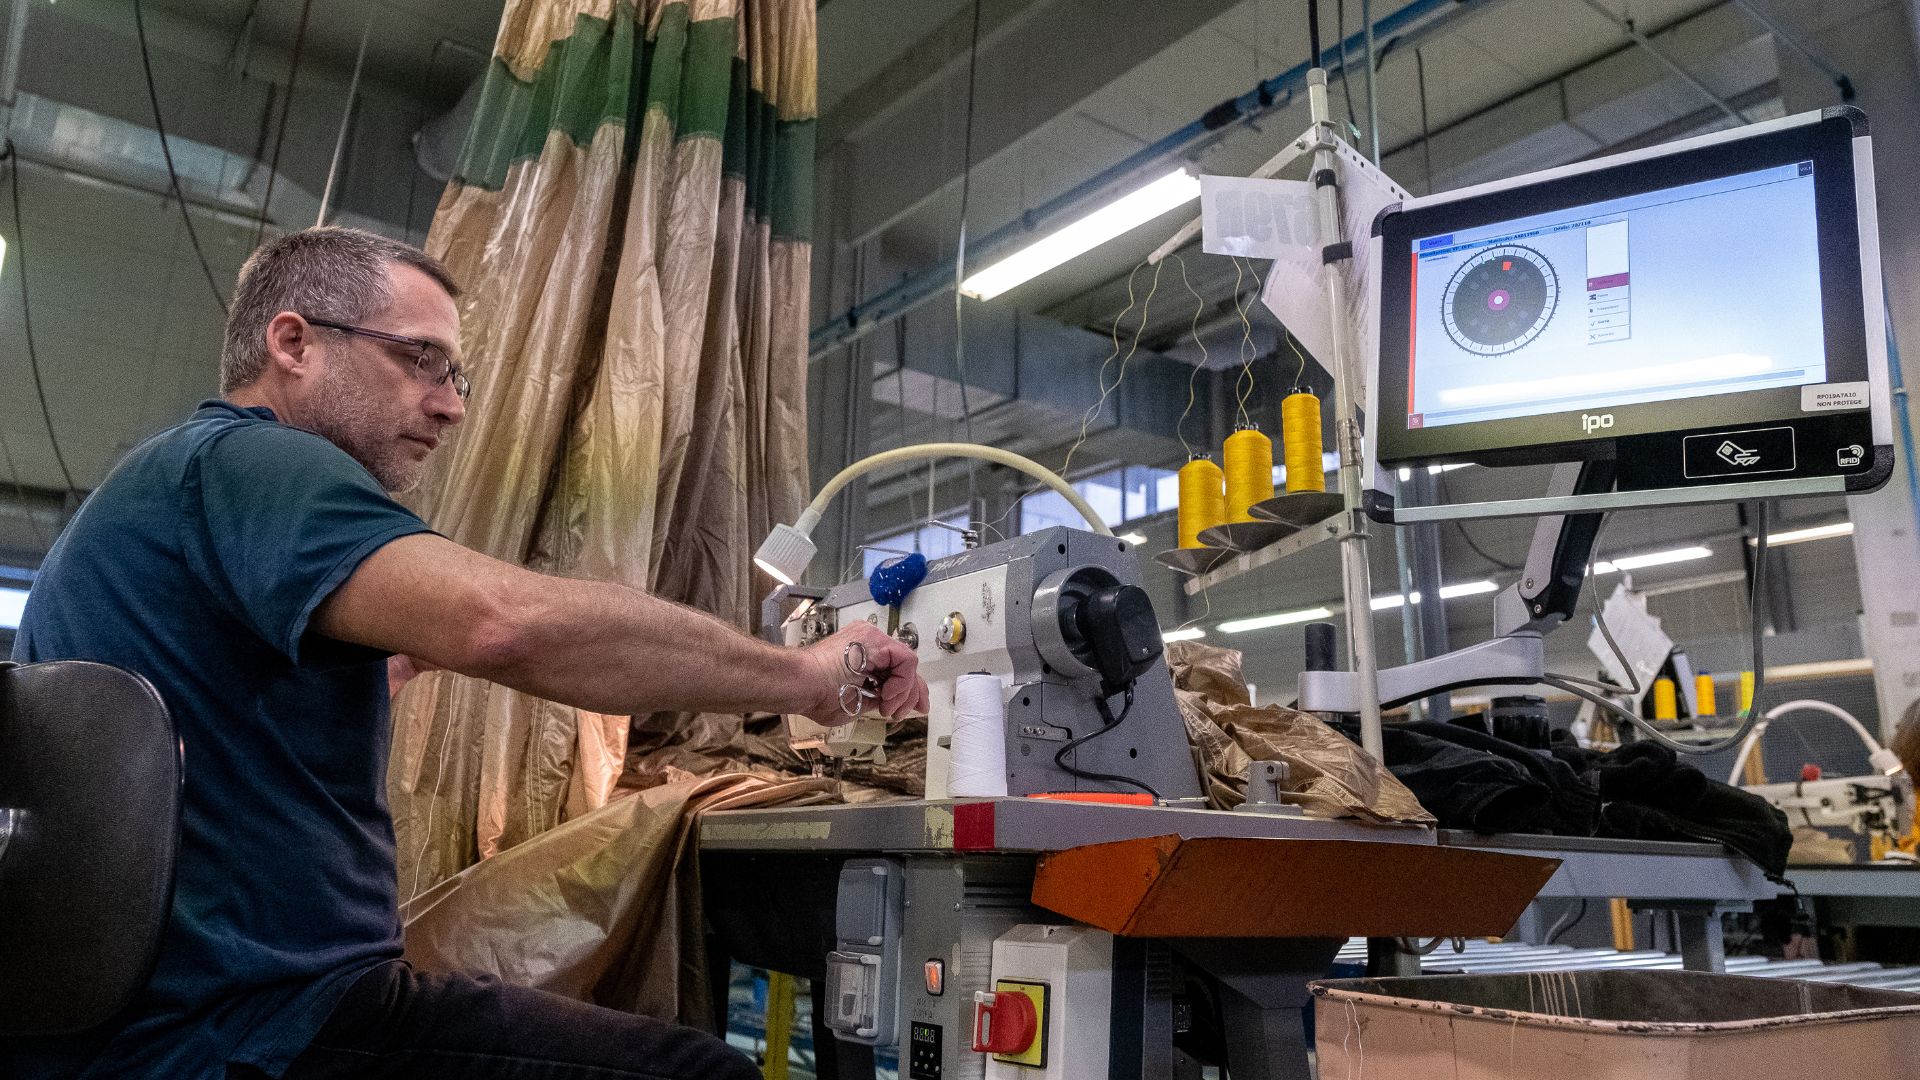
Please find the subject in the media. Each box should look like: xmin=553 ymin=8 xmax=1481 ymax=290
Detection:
xmin=1167 ymin=641 xmax=1434 ymax=825
xmin=389 ymin=0 xmax=818 ymax=897
xmin=402 ymin=772 xmax=836 ymax=1024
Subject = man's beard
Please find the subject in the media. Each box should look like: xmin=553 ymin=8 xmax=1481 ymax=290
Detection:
xmin=304 ymin=361 xmax=428 ymax=494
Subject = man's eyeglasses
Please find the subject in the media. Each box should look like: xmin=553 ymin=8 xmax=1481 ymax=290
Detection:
xmin=304 ymin=317 xmax=471 ymax=400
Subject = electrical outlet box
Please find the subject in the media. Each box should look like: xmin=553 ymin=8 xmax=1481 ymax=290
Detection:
xmin=982 ymin=924 xmax=1112 ymax=1080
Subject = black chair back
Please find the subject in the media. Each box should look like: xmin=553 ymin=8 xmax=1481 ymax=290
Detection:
xmin=0 ymin=659 xmax=181 ymax=1036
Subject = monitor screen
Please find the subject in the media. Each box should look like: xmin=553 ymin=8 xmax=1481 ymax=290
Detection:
xmin=1371 ymin=109 xmax=1880 ymax=483
xmin=1405 ymin=161 xmax=1825 ymax=432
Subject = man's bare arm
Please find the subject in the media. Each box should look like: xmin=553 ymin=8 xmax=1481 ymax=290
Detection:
xmin=314 ymin=533 xmax=928 ymax=722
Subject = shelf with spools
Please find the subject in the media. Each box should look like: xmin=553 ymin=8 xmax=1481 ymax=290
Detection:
xmin=1154 ymin=388 xmax=1344 ymax=580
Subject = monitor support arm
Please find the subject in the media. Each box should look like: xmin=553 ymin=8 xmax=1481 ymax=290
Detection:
xmin=1298 ymin=460 xmax=1614 ymax=713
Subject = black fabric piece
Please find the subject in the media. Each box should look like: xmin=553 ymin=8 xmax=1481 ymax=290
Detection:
xmin=1581 ymin=742 xmax=1793 ymax=879
xmin=1330 ymin=722 xmax=1787 ymax=877
xmin=1330 ymin=720 xmax=1557 ymax=833
xmin=1401 ymin=721 xmax=1600 ymax=836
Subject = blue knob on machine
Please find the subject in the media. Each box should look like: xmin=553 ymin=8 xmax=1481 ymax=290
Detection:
xmin=869 ymin=552 xmax=929 ymax=606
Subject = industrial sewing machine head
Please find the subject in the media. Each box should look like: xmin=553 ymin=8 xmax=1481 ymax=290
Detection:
xmin=763 ymin=526 xmax=1204 ymax=802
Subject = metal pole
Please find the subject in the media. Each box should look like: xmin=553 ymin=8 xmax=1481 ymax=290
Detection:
xmin=1306 ymin=68 xmax=1384 ymax=761
xmin=1576 ymin=0 xmax=1747 ymax=124
xmin=315 ymin=18 xmax=372 ymax=227
xmin=0 ymin=0 xmax=32 ymax=138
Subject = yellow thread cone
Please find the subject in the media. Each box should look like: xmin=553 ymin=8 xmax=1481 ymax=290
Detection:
xmin=1739 ymin=671 xmax=1756 ymax=714
xmin=1177 ymin=455 xmax=1226 ymax=548
xmin=1695 ymin=673 xmax=1717 ymax=718
xmin=1224 ymin=425 xmax=1275 ymax=523
xmin=1281 ymin=390 xmax=1325 ymax=494
xmin=1652 ymin=678 xmax=1678 ymax=721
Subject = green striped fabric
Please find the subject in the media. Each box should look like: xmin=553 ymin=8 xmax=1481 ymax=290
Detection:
xmin=452 ymin=2 xmax=814 ymax=240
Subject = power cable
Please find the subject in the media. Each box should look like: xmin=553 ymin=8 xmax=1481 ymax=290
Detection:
xmin=1335 ymin=0 xmax=1359 ymax=132
xmin=1545 ymin=504 xmax=1774 ymax=756
xmin=5 ymin=145 xmax=78 ymax=502
xmin=252 ymin=0 xmax=314 ymax=251
xmin=1545 ymin=899 xmax=1588 ymax=945
xmin=1438 ymin=474 xmax=1521 ymax=569
xmin=951 ymin=0 xmax=984 ymax=513
xmin=1452 ymin=519 xmax=1522 ymax=571
xmin=132 ymin=0 xmax=229 ymax=316
xmin=1415 ymin=48 xmax=1434 ymax=193
xmin=1054 ymin=686 xmax=1161 ymax=799
xmin=403 ymin=39 xmax=450 ymax=242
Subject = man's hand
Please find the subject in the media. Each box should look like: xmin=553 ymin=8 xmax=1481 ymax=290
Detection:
xmin=794 ymin=621 xmax=930 ymax=728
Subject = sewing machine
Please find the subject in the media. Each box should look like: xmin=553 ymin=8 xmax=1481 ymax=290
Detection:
xmin=763 ymin=526 xmax=1203 ymax=802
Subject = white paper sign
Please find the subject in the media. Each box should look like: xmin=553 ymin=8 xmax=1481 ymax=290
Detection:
xmin=1251 ymin=142 xmax=1411 ymax=377
xmin=1586 ymin=583 xmax=1675 ymax=698
xmin=1199 ymin=175 xmax=1321 ymax=258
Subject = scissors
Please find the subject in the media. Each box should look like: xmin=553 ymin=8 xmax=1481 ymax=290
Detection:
xmin=838 ymin=639 xmax=882 ymax=717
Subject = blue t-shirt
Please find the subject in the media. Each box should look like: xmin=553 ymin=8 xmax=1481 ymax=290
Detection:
xmin=3 ymin=401 xmax=435 ymax=1079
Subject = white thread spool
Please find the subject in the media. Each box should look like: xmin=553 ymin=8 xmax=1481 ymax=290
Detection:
xmin=947 ymin=672 xmax=1009 ymax=797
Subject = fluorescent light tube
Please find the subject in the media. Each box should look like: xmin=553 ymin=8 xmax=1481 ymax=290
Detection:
xmin=1162 ymin=626 xmax=1206 ymax=642
xmin=959 ymin=168 xmax=1201 ymax=300
xmin=1592 ymin=546 xmax=1712 ymax=574
xmin=1218 ymin=607 xmax=1333 ymax=634
xmin=1753 ymin=522 xmax=1851 ymax=546
xmin=1373 ymin=580 xmax=1496 ymax=610
xmin=0 ymin=586 xmax=26 ymax=630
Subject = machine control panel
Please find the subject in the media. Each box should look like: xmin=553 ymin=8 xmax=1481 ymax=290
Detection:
xmin=907 ymin=1021 xmax=944 ymax=1080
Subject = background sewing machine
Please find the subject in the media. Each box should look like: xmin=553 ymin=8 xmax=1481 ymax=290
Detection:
xmin=764 ymin=526 xmax=1203 ymax=802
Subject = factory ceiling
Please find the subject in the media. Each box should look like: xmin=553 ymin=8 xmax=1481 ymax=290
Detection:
xmin=0 ymin=0 xmax=1846 ymax=566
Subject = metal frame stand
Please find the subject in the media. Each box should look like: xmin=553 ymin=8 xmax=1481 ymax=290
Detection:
xmin=1303 ymin=68 xmax=1387 ymax=761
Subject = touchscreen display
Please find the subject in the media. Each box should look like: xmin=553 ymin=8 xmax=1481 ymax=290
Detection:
xmin=1404 ymin=160 xmax=1826 ymax=431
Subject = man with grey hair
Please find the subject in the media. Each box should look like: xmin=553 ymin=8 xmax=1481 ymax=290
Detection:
xmin=4 ymin=227 xmax=927 ymax=1080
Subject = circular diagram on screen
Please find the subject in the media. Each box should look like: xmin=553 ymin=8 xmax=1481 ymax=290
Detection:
xmin=1440 ymin=244 xmax=1559 ymax=356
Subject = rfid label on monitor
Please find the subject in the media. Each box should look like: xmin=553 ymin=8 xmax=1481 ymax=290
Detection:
xmin=1801 ymin=381 xmax=1868 ymax=412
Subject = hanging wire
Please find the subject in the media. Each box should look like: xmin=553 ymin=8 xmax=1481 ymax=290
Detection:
xmin=403 ymin=40 xmax=451 ymax=243
xmin=1174 ymin=254 xmax=1210 ymax=457
xmin=1229 ymin=259 xmax=1253 ymax=425
xmin=252 ymin=0 xmax=314 ymax=251
xmin=951 ymin=0 xmax=985 ymax=512
xmin=132 ymin=0 xmax=229 ymax=315
xmin=1063 ymin=258 xmax=1161 ymax=480
xmin=978 ymin=262 xmax=1160 ymax=539
xmin=894 ymin=314 xmax=922 ymax=550
xmin=1283 ymin=325 xmax=1309 ymax=385
xmin=6 ymin=147 xmax=79 ymax=502
xmin=1335 ymin=0 xmax=1359 ymax=132
xmin=1415 ymin=47 xmax=1435 ymax=194
xmin=1544 ymin=504 xmax=1775 ymax=756
xmin=1230 ymin=257 xmax=1267 ymax=425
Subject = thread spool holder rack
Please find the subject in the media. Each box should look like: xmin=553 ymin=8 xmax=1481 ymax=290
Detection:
xmin=1146 ymin=67 xmax=1388 ymax=761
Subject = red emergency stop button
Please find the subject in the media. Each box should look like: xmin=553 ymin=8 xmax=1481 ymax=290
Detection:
xmin=971 ymin=990 xmax=1038 ymax=1055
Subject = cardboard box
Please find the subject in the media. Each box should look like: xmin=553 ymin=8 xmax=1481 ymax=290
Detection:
xmin=1312 ymin=971 xmax=1920 ymax=1079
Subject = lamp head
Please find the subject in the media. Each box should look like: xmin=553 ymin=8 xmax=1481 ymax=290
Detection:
xmin=754 ymin=522 xmax=818 ymax=586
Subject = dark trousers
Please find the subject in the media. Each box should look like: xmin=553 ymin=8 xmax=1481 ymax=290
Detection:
xmin=259 ymin=961 xmax=761 ymax=1080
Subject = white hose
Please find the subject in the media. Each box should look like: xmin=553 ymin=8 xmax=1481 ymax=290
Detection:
xmin=794 ymin=442 xmax=1111 ymax=537
xmin=1726 ymin=698 xmax=1895 ymax=785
